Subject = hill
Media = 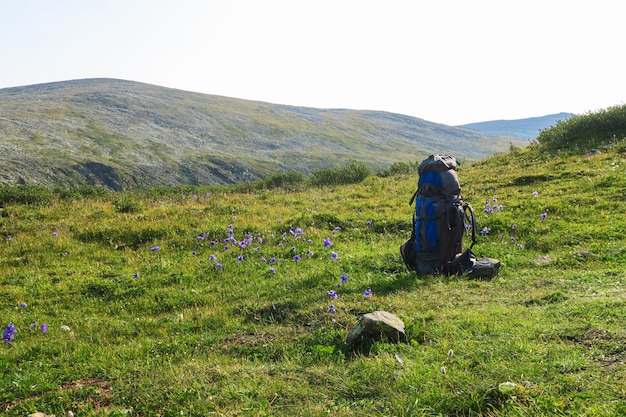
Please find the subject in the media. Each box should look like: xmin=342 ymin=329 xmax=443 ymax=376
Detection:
xmin=458 ymin=112 xmax=573 ymax=139
xmin=0 ymin=78 xmax=525 ymax=190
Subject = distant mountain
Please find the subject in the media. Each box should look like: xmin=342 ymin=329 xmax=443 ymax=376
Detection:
xmin=0 ymin=78 xmax=526 ymax=190
xmin=457 ymin=113 xmax=574 ymax=140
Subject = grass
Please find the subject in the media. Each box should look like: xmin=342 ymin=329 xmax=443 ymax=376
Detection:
xmin=1 ymin=139 xmax=626 ymax=416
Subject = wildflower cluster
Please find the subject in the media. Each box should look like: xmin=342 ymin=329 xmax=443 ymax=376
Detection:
xmin=3 ymin=302 xmax=53 ymax=347
xmin=134 ymin=209 xmax=377 ymax=321
xmin=2 ymin=323 xmax=17 ymax=344
xmin=476 ymin=191 xmax=550 ymax=251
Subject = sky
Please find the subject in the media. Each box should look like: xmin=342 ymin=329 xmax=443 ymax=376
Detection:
xmin=1 ymin=0 xmax=624 ymax=126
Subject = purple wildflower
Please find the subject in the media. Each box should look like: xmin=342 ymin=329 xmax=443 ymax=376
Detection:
xmin=133 ymin=272 xmax=139 ymax=278
xmin=40 ymin=324 xmax=49 ymax=334
xmin=237 ymin=255 xmax=244 ymax=262
xmin=533 ymin=191 xmax=539 ymax=197
xmin=19 ymin=302 xmax=27 ymax=308
xmin=269 ymin=257 xmax=276 ymax=264
xmin=331 ymin=252 xmax=339 ymax=260
xmin=150 ymin=246 xmax=160 ymax=251
xmin=322 ymin=237 xmax=333 ymax=249
xmin=327 ymin=290 xmax=338 ymax=299
xmin=541 ymin=213 xmax=548 ymax=221
xmin=340 ymin=273 xmax=349 ymax=284
xmin=480 ymin=227 xmax=490 ymax=234
xmin=209 ymin=255 xmax=217 ymax=261
xmin=293 ymin=255 xmax=301 ymax=262
xmin=363 ymin=288 xmax=373 ymax=297
xmin=2 ymin=323 xmax=17 ymax=344
xmin=327 ymin=305 xmax=337 ymax=313
xmin=215 ymin=262 xmax=223 ymax=269
xmin=269 ymin=267 xmax=276 ymax=273
xmin=512 ymin=224 xmax=517 ymax=230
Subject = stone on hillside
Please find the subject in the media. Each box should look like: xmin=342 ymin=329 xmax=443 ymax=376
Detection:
xmin=346 ymin=311 xmax=405 ymax=346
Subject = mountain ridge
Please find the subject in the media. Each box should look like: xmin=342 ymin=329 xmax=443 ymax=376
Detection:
xmin=0 ymin=78 xmax=527 ymax=189
xmin=458 ymin=112 xmax=574 ymax=139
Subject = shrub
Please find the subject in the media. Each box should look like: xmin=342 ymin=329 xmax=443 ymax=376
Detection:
xmin=378 ymin=161 xmax=420 ymax=177
xmin=537 ymin=104 xmax=626 ymax=152
xmin=113 ymin=194 xmax=143 ymax=213
xmin=309 ymin=161 xmax=371 ymax=187
xmin=0 ymin=185 xmax=55 ymax=206
xmin=54 ymin=185 xmax=109 ymax=201
xmin=263 ymin=171 xmax=306 ymax=190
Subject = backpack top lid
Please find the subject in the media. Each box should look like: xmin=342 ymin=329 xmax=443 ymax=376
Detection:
xmin=418 ymin=155 xmax=457 ymax=175
xmin=417 ymin=155 xmax=461 ymax=198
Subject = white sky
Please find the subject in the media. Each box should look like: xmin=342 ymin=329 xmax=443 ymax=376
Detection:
xmin=1 ymin=0 xmax=624 ymax=125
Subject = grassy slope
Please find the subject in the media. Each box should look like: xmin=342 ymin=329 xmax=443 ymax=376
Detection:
xmin=1 ymin=142 xmax=625 ymax=416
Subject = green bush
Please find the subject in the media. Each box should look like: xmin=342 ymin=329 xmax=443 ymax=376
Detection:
xmin=113 ymin=194 xmax=143 ymax=213
xmin=309 ymin=161 xmax=371 ymax=187
xmin=263 ymin=171 xmax=306 ymax=190
xmin=0 ymin=185 xmax=55 ymax=206
xmin=537 ymin=104 xmax=626 ymax=152
xmin=54 ymin=185 xmax=109 ymax=201
xmin=378 ymin=161 xmax=420 ymax=177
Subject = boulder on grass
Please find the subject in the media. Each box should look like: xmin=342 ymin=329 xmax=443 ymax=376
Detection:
xmin=346 ymin=311 xmax=405 ymax=346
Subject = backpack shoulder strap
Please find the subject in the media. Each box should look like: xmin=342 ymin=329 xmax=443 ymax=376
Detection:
xmin=463 ymin=202 xmax=477 ymax=249
xmin=409 ymin=189 xmax=418 ymax=206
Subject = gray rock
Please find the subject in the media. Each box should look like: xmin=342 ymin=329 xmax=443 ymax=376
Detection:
xmin=572 ymin=251 xmax=598 ymax=258
xmin=346 ymin=311 xmax=405 ymax=345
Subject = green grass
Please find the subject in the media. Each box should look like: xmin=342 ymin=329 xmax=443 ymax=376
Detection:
xmin=1 ymin=139 xmax=626 ymax=416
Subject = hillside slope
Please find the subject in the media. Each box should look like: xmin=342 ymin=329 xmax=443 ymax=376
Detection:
xmin=0 ymin=78 xmax=525 ymax=189
xmin=1 ymin=141 xmax=625 ymax=415
xmin=458 ymin=112 xmax=573 ymax=139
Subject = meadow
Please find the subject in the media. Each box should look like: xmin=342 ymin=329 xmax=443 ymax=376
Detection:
xmin=2 ymin=110 xmax=626 ymax=416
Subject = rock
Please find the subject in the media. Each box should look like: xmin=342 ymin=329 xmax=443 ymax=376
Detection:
xmin=346 ymin=311 xmax=405 ymax=346
xmin=585 ymin=149 xmax=602 ymax=157
xmin=533 ymin=255 xmax=552 ymax=265
xmin=28 ymin=413 xmax=55 ymax=417
xmin=572 ymin=251 xmax=598 ymax=258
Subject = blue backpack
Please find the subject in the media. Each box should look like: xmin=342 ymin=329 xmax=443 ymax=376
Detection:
xmin=400 ymin=155 xmax=477 ymax=275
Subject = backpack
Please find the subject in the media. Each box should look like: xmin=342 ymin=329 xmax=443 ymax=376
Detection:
xmin=400 ymin=154 xmax=477 ymax=275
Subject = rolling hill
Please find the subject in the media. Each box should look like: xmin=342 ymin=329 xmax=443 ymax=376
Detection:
xmin=0 ymin=78 xmax=526 ymax=190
